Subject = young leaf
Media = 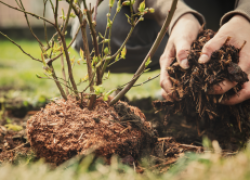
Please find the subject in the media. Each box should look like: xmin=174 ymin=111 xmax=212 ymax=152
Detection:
xmin=80 ymin=48 xmax=85 ymax=60
xmin=116 ymin=0 xmax=122 ymax=12
xmin=101 ymin=39 xmax=110 ymax=44
xmin=125 ymin=14 xmax=131 ymax=24
xmin=5 ymin=124 xmax=23 ymax=131
xmin=122 ymin=1 xmax=130 ymax=6
xmin=138 ymin=0 xmax=145 ymax=12
xmin=144 ymin=68 xmax=150 ymax=73
xmin=93 ymin=85 xmax=105 ymax=95
xmin=120 ymin=46 xmax=127 ymax=59
xmin=81 ymin=75 xmax=89 ymax=82
xmin=36 ymin=74 xmax=42 ymax=78
xmin=104 ymin=47 xmax=109 ymax=55
xmin=109 ymin=0 xmax=115 ymax=7
xmin=145 ymin=56 xmax=152 ymax=67
xmin=70 ymin=12 xmax=76 ymax=18
xmin=103 ymin=89 xmax=115 ymax=101
xmin=149 ymin=8 xmax=155 ymax=13
xmin=115 ymin=54 xmax=120 ymax=61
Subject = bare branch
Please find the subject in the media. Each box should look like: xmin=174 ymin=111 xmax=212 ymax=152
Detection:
xmin=54 ymin=0 xmax=59 ymax=26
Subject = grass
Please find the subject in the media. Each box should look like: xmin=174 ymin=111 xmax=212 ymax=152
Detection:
xmin=1 ymin=143 xmax=250 ymax=180
xmin=0 ymin=40 xmax=161 ymax=101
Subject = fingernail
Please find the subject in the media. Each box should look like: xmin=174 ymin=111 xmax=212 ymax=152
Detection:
xmin=198 ymin=54 xmax=209 ymax=64
xmin=180 ymin=59 xmax=189 ymax=69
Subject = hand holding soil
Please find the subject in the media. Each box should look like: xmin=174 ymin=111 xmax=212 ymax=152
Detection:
xmin=198 ymin=15 xmax=250 ymax=105
xmin=160 ymin=13 xmax=201 ymax=100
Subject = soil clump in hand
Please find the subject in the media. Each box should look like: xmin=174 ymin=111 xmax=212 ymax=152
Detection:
xmin=154 ymin=29 xmax=250 ymax=148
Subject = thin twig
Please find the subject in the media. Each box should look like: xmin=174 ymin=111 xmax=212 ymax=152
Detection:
xmin=101 ymin=7 xmax=112 ymax=57
xmin=93 ymin=0 xmax=103 ymax=22
xmin=83 ymin=0 xmax=102 ymax=85
xmin=0 ymin=1 xmax=54 ymax=25
xmin=0 ymin=31 xmax=41 ymax=62
xmin=58 ymin=31 xmax=80 ymax=100
xmin=109 ymin=0 xmax=178 ymax=105
xmin=62 ymin=0 xmax=73 ymax=34
xmin=59 ymin=40 xmax=69 ymax=95
xmin=133 ymin=74 xmax=160 ymax=87
xmin=48 ymin=63 xmax=68 ymax=100
xmin=18 ymin=0 xmax=44 ymax=47
xmin=54 ymin=0 xmax=59 ymax=27
xmin=43 ymin=0 xmax=50 ymax=46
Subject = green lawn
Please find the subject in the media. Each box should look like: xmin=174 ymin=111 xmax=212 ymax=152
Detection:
xmin=0 ymin=40 xmax=161 ymax=101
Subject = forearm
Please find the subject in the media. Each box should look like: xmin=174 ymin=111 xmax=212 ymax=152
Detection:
xmin=221 ymin=0 xmax=250 ymax=25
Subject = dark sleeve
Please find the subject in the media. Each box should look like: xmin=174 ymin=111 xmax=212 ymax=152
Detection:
xmin=220 ymin=0 xmax=250 ymax=25
xmin=132 ymin=0 xmax=205 ymax=34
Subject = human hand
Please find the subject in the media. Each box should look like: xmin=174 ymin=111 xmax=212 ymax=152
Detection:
xmin=160 ymin=13 xmax=201 ymax=100
xmin=198 ymin=15 xmax=250 ymax=105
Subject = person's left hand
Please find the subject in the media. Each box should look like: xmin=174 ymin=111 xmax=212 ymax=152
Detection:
xmin=198 ymin=15 xmax=250 ymax=105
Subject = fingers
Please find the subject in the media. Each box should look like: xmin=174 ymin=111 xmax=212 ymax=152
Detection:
xmin=159 ymin=52 xmax=174 ymax=97
xmin=222 ymin=89 xmax=250 ymax=105
xmin=175 ymin=40 xmax=191 ymax=69
xmin=209 ymin=80 xmax=237 ymax=94
xmin=198 ymin=35 xmax=226 ymax=64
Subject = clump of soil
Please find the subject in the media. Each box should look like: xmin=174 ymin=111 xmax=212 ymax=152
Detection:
xmin=154 ymin=29 xmax=250 ymax=147
xmin=26 ymin=96 xmax=157 ymax=165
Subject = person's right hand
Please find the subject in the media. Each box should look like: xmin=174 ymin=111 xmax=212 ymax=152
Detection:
xmin=159 ymin=13 xmax=201 ymax=100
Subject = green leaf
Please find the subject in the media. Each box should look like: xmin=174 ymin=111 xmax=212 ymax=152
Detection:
xmin=101 ymin=39 xmax=110 ymax=44
xmin=145 ymin=56 xmax=152 ymax=67
xmin=120 ymin=46 xmax=127 ymax=59
xmin=109 ymin=0 xmax=115 ymax=7
xmin=36 ymin=74 xmax=42 ymax=78
xmin=149 ymin=8 xmax=155 ymax=13
xmin=116 ymin=0 xmax=122 ymax=12
xmin=80 ymin=48 xmax=85 ymax=60
xmin=70 ymin=12 xmax=76 ymax=18
xmin=93 ymin=85 xmax=105 ymax=95
xmin=122 ymin=1 xmax=130 ymax=6
xmin=138 ymin=0 xmax=145 ymax=12
xmin=115 ymin=54 xmax=120 ymax=61
xmin=125 ymin=14 xmax=131 ymax=24
xmin=103 ymin=89 xmax=115 ymax=101
xmin=5 ymin=124 xmax=23 ymax=131
xmin=144 ymin=68 xmax=150 ymax=73
xmin=104 ymin=47 xmax=109 ymax=55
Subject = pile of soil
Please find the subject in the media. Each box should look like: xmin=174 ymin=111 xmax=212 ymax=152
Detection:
xmin=26 ymin=96 xmax=158 ymax=165
xmin=154 ymin=29 xmax=250 ymax=148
